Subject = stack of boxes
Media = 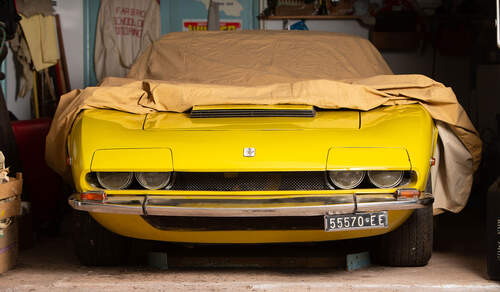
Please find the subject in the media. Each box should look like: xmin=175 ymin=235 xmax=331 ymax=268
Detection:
xmin=0 ymin=173 xmax=22 ymax=273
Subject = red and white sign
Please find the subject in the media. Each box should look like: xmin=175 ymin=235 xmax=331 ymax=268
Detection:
xmin=182 ymin=19 xmax=242 ymax=31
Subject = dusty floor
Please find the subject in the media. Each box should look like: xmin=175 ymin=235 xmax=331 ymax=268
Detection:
xmin=0 ymin=206 xmax=499 ymax=291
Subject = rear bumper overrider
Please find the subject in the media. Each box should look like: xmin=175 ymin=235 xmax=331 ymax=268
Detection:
xmin=68 ymin=191 xmax=433 ymax=217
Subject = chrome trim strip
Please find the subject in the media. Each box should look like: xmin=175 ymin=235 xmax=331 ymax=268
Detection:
xmin=145 ymin=203 xmax=356 ymax=217
xmin=69 ymin=195 xmax=145 ymax=215
xmin=68 ymin=193 xmax=433 ymax=217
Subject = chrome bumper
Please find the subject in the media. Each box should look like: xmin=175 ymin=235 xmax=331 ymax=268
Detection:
xmin=68 ymin=192 xmax=433 ymax=217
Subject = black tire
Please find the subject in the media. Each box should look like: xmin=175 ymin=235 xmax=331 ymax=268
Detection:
xmin=374 ymin=205 xmax=433 ymax=267
xmin=72 ymin=210 xmax=130 ymax=266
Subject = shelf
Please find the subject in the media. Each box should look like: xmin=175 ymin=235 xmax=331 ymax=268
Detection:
xmin=259 ymin=15 xmax=363 ymax=20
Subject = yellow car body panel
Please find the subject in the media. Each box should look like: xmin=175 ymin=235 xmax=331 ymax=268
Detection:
xmin=68 ymin=103 xmax=437 ymax=244
xmin=91 ymin=148 xmax=174 ymax=172
xmin=192 ymin=104 xmax=315 ymax=111
xmin=327 ymin=147 xmax=411 ymax=170
xmin=90 ymin=210 xmax=412 ymax=244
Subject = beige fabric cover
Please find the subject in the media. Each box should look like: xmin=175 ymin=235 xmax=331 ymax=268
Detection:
xmin=431 ymin=122 xmax=474 ymax=214
xmin=128 ymin=31 xmax=392 ymax=83
xmin=19 ymin=14 xmax=59 ymax=71
xmin=46 ymin=31 xmax=481 ymax=213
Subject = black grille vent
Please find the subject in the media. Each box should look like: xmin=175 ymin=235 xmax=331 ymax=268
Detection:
xmin=143 ymin=216 xmax=324 ymax=231
xmin=190 ymin=109 xmax=316 ymax=118
xmin=171 ymin=172 xmax=329 ymax=191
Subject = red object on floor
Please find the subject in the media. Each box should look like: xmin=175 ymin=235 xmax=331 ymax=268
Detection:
xmin=11 ymin=118 xmax=64 ymax=231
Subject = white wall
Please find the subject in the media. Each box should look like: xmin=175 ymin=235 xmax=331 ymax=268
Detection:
xmin=4 ymin=0 xmax=84 ymax=120
xmin=54 ymin=0 xmax=84 ymax=90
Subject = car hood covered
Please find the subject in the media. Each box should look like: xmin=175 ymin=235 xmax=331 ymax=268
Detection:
xmin=143 ymin=109 xmax=360 ymax=131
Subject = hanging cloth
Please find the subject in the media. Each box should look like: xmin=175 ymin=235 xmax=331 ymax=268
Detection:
xmin=19 ymin=14 xmax=59 ymax=71
xmin=94 ymin=0 xmax=161 ymax=82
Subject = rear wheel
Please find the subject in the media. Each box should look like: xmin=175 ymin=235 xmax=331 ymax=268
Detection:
xmin=72 ymin=210 xmax=130 ymax=266
xmin=374 ymin=206 xmax=433 ymax=266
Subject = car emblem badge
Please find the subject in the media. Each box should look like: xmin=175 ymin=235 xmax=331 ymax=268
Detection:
xmin=243 ymin=147 xmax=255 ymax=157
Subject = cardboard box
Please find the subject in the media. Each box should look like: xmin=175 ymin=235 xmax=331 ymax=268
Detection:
xmin=0 ymin=174 xmax=22 ymax=274
xmin=0 ymin=173 xmax=22 ymax=200
xmin=0 ymin=219 xmax=18 ymax=274
xmin=0 ymin=174 xmax=22 ymax=220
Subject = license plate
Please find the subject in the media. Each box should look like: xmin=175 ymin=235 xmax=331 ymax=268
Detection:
xmin=324 ymin=211 xmax=388 ymax=232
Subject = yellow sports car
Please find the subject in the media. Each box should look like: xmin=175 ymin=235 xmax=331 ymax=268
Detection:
xmin=66 ymin=32 xmax=438 ymax=267
xmin=68 ymin=102 xmax=436 ymax=266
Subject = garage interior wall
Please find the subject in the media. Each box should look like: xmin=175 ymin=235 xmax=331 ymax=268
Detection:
xmin=4 ymin=0 xmax=496 ymax=137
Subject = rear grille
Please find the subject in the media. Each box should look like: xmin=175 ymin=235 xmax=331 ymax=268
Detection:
xmin=171 ymin=172 xmax=329 ymax=191
xmin=190 ymin=109 xmax=316 ymax=118
xmin=143 ymin=216 xmax=324 ymax=231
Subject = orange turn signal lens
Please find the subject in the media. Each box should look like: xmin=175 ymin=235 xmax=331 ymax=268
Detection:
xmin=396 ymin=189 xmax=420 ymax=199
xmin=80 ymin=192 xmax=106 ymax=201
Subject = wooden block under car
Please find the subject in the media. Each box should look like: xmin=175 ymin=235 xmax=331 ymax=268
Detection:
xmin=0 ymin=173 xmax=22 ymax=273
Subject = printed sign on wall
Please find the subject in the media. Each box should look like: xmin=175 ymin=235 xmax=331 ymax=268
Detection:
xmin=195 ymin=0 xmax=243 ymax=17
xmin=182 ymin=19 xmax=242 ymax=31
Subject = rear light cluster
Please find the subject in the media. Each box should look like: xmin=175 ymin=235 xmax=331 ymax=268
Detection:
xmin=86 ymin=172 xmax=173 ymax=190
xmin=327 ymin=170 xmax=413 ymax=190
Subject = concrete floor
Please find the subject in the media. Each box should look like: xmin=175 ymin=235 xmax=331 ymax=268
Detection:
xmin=0 ymin=207 xmax=499 ymax=291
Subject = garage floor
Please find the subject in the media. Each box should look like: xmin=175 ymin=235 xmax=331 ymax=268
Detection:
xmin=0 ymin=205 xmax=499 ymax=291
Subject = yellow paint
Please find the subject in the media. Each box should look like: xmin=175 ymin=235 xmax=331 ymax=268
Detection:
xmin=144 ymin=109 xmax=359 ymax=130
xmin=327 ymin=147 xmax=410 ymax=170
xmin=91 ymin=148 xmax=173 ymax=172
xmin=95 ymin=189 xmax=406 ymax=197
xmin=192 ymin=104 xmax=315 ymax=111
xmin=91 ymin=210 xmax=412 ymax=244
xmin=69 ymin=103 xmax=436 ymax=243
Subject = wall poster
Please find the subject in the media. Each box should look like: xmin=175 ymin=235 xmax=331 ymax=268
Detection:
xmin=182 ymin=19 xmax=242 ymax=31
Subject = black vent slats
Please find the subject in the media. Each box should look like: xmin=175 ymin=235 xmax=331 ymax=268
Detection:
xmin=190 ymin=109 xmax=316 ymax=118
xmin=143 ymin=215 xmax=324 ymax=231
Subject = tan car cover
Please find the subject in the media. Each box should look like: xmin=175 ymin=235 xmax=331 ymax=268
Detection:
xmin=46 ymin=31 xmax=481 ymax=213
